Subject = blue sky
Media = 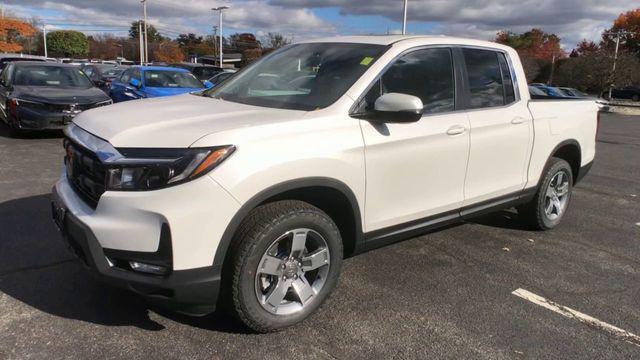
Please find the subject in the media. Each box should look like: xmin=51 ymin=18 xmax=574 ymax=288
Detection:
xmin=1 ymin=1 xmax=635 ymax=49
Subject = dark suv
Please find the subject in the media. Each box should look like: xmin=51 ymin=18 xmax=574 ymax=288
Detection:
xmin=171 ymin=62 xmax=223 ymax=81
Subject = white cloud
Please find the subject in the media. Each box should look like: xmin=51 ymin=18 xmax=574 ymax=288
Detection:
xmin=271 ymin=0 xmax=634 ymax=47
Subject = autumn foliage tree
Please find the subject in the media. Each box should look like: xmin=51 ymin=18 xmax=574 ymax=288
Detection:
xmin=495 ymin=28 xmax=565 ymax=82
xmin=602 ymin=8 xmax=640 ymax=56
xmin=153 ymin=41 xmax=185 ymax=63
xmin=0 ymin=17 xmax=36 ymax=52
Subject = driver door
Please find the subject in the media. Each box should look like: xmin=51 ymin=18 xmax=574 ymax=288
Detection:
xmin=358 ymin=47 xmax=470 ymax=234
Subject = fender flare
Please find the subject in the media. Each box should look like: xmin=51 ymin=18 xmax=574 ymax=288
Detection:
xmin=212 ymin=177 xmax=364 ymax=268
xmin=536 ymin=139 xmax=582 ymax=188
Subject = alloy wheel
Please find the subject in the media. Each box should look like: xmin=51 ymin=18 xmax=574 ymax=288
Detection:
xmin=254 ymin=228 xmax=330 ymax=315
xmin=544 ymin=170 xmax=570 ymax=221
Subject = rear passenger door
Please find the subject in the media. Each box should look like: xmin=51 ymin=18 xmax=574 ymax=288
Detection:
xmin=358 ymin=47 xmax=471 ymax=233
xmin=460 ymin=48 xmax=533 ymax=206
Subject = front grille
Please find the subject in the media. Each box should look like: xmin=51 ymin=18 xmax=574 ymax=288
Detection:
xmin=64 ymin=138 xmax=107 ymax=208
xmin=47 ymin=101 xmax=109 ymax=113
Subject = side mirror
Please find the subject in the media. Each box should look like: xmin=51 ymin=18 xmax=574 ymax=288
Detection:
xmin=357 ymin=93 xmax=423 ymax=123
xmin=129 ymin=78 xmax=141 ymax=88
xmin=203 ymin=80 xmax=214 ymax=89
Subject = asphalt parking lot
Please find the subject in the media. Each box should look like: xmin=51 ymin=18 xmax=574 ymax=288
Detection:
xmin=0 ymin=113 xmax=639 ymax=359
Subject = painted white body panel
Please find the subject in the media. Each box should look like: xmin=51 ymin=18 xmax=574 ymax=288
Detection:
xmin=55 ymin=35 xmax=598 ymax=270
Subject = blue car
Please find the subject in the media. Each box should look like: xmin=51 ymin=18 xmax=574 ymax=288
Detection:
xmin=109 ymin=66 xmax=212 ymax=102
xmin=530 ymin=83 xmax=566 ymax=98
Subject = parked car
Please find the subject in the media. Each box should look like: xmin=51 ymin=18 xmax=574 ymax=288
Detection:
xmin=528 ymin=85 xmax=548 ymax=97
xmin=531 ymin=83 xmax=567 ymax=97
xmin=207 ymin=71 xmax=234 ymax=87
xmin=52 ymin=36 xmax=597 ymax=333
xmin=171 ymin=62 xmax=224 ymax=82
xmin=558 ymin=87 xmax=590 ymax=98
xmin=81 ymin=63 xmax=129 ymax=93
xmin=0 ymin=61 xmax=112 ymax=137
xmin=109 ymin=66 xmax=212 ymax=102
xmin=604 ymin=86 xmax=640 ymax=102
xmin=0 ymin=53 xmax=49 ymax=75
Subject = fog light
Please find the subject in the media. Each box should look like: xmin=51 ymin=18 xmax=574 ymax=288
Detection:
xmin=129 ymin=261 xmax=168 ymax=275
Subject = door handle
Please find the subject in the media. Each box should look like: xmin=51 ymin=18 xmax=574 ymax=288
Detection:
xmin=511 ymin=116 xmax=526 ymax=124
xmin=446 ymin=125 xmax=467 ymax=136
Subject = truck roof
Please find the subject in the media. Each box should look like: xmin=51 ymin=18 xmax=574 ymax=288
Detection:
xmin=301 ymin=35 xmax=510 ymax=50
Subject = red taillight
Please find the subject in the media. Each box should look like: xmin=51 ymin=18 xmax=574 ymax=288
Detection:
xmin=8 ymin=99 xmax=18 ymax=115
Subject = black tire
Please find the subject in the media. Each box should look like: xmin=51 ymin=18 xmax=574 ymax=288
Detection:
xmin=632 ymin=94 xmax=639 ymax=102
xmin=7 ymin=120 xmax=23 ymax=138
xmin=518 ymin=157 xmax=573 ymax=230
xmin=229 ymin=200 xmax=343 ymax=333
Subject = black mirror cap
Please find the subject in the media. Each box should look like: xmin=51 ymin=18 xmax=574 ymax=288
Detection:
xmin=351 ymin=109 xmax=422 ymax=123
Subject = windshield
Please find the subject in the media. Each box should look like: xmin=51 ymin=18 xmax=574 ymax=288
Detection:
xmin=193 ymin=67 xmax=221 ymax=80
xmin=144 ymin=70 xmax=203 ymax=88
xmin=103 ymin=68 xmax=125 ymax=77
xmin=205 ymin=42 xmax=388 ymax=111
xmin=13 ymin=65 xmax=93 ymax=87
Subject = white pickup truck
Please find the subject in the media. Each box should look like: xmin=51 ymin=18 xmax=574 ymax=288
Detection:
xmin=51 ymin=35 xmax=598 ymax=332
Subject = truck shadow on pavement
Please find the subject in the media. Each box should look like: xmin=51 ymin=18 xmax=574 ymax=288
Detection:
xmin=0 ymin=194 xmax=249 ymax=333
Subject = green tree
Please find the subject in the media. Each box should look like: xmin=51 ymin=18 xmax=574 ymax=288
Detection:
xmin=46 ymin=30 xmax=88 ymax=57
xmin=129 ymin=21 xmax=164 ymax=43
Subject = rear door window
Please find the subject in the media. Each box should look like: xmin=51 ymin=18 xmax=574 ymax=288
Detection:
xmin=462 ymin=48 xmax=506 ymax=109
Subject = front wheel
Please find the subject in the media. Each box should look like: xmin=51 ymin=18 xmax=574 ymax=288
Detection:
xmin=229 ymin=200 xmax=343 ymax=333
xmin=519 ymin=157 xmax=573 ymax=230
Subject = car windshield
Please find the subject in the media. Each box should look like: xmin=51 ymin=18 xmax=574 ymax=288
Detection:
xmin=205 ymin=42 xmax=388 ymax=111
xmin=103 ymin=68 xmax=125 ymax=77
xmin=144 ymin=70 xmax=203 ymax=88
xmin=193 ymin=67 xmax=221 ymax=80
xmin=13 ymin=65 xmax=93 ymax=87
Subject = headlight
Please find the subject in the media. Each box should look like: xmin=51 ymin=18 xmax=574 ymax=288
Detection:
xmin=105 ymin=145 xmax=235 ymax=191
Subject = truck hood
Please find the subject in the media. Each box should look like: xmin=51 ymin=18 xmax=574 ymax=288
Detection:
xmin=73 ymin=93 xmax=306 ymax=148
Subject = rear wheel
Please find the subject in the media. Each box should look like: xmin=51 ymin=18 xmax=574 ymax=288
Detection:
xmin=519 ymin=157 xmax=573 ymax=230
xmin=229 ymin=200 xmax=343 ymax=332
xmin=7 ymin=119 xmax=23 ymax=138
xmin=632 ymin=94 xmax=639 ymax=102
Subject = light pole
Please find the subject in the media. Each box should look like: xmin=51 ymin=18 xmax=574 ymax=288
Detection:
xmin=602 ymin=30 xmax=636 ymax=99
xmin=141 ymin=0 xmax=149 ymax=64
xmin=138 ymin=21 xmax=144 ymax=65
xmin=43 ymin=24 xmax=48 ymax=58
xmin=402 ymin=0 xmax=408 ymax=35
xmin=212 ymin=6 xmax=229 ymax=67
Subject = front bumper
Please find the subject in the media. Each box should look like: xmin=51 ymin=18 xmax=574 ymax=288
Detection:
xmin=16 ymin=107 xmax=74 ymax=130
xmin=51 ymin=171 xmax=241 ymax=315
xmin=51 ymin=186 xmax=222 ymax=315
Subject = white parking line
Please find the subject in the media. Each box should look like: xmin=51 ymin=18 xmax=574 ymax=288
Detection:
xmin=512 ymin=288 xmax=640 ymax=348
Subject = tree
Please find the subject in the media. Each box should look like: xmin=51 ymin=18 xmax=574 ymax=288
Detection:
xmin=265 ymin=32 xmax=291 ymax=49
xmin=495 ymin=28 xmax=565 ymax=82
xmin=602 ymin=8 xmax=640 ymax=56
xmin=46 ymin=30 xmax=89 ymax=57
xmin=229 ymin=33 xmax=261 ymax=52
xmin=571 ymin=40 xmax=600 ymax=58
xmin=129 ymin=21 xmax=164 ymax=43
xmin=555 ymin=51 xmax=640 ymax=93
xmin=176 ymin=33 xmax=205 ymax=55
xmin=153 ymin=41 xmax=185 ymax=63
xmin=0 ymin=17 xmax=37 ymax=52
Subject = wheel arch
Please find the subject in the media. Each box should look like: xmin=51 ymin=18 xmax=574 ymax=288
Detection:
xmin=544 ymin=139 xmax=582 ymax=185
xmin=212 ymin=177 xmax=364 ymax=269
